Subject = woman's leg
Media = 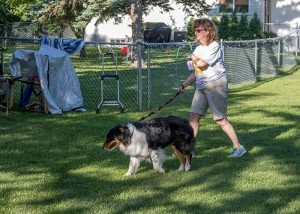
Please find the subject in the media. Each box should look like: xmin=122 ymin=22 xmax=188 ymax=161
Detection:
xmin=216 ymin=118 xmax=240 ymax=148
xmin=189 ymin=112 xmax=201 ymax=138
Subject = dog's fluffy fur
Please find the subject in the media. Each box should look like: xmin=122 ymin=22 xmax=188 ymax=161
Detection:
xmin=103 ymin=115 xmax=195 ymax=176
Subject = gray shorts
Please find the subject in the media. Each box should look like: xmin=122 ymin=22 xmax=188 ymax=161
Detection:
xmin=190 ymin=76 xmax=228 ymax=120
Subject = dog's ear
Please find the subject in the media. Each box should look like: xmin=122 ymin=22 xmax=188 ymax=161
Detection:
xmin=117 ymin=125 xmax=128 ymax=133
xmin=118 ymin=126 xmax=126 ymax=133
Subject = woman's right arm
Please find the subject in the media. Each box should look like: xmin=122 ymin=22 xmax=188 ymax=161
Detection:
xmin=188 ymin=54 xmax=209 ymax=70
xmin=179 ymin=72 xmax=196 ymax=92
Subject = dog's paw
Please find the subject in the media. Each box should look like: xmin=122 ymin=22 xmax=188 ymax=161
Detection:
xmin=178 ymin=163 xmax=185 ymax=171
xmin=184 ymin=163 xmax=191 ymax=171
xmin=124 ymin=171 xmax=135 ymax=176
xmin=156 ymin=168 xmax=165 ymax=173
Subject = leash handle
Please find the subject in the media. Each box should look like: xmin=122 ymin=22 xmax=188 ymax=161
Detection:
xmin=139 ymin=91 xmax=181 ymax=121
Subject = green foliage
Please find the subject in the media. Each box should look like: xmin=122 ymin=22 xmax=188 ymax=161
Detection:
xmin=32 ymin=0 xmax=89 ymax=38
xmin=218 ymin=11 xmax=266 ymax=41
xmin=5 ymin=0 xmax=211 ymax=42
xmin=219 ymin=11 xmax=230 ymax=40
xmin=238 ymin=12 xmax=249 ymax=40
xmin=6 ymin=0 xmax=37 ymax=21
xmin=211 ymin=15 xmax=220 ymax=29
xmin=0 ymin=0 xmax=20 ymax=24
xmin=186 ymin=17 xmax=195 ymax=42
xmin=249 ymin=12 xmax=263 ymax=39
xmin=214 ymin=7 xmax=268 ymax=41
xmin=228 ymin=10 xmax=239 ymax=40
xmin=263 ymin=31 xmax=278 ymax=38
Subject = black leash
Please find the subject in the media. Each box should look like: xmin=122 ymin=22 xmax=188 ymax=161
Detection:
xmin=139 ymin=91 xmax=182 ymax=121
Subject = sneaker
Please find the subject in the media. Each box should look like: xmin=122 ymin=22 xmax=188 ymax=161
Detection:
xmin=229 ymin=145 xmax=247 ymax=157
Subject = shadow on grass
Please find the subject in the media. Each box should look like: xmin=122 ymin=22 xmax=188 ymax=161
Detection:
xmin=0 ymin=76 xmax=299 ymax=213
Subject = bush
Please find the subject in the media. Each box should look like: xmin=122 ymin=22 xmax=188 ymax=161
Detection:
xmin=238 ymin=12 xmax=249 ymax=40
xmin=263 ymin=31 xmax=278 ymax=38
xmin=249 ymin=12 xmax=263 ymax=39
xmin=217 ymin=11 xmax=265 ymax=41
xmin=219 ymin=12 xmax=230 ymax=40
xmin=186 ymin=17 xmax=195 ymax=42
xmin=229 ymin=10 xmax=239 ymax=40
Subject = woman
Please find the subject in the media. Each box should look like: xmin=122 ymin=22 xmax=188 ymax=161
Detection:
xmin=179 ymin=18 xmax=246 ymax=157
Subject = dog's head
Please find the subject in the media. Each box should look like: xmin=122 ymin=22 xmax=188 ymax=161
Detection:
xmin=103 ymin=124 xmax=132 ymax=151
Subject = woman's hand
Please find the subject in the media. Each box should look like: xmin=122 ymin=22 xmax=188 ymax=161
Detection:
xmin=178 ymin=84 xmax=185 ymax=93
xmin=186 ymin=54 xmax=194 ymax=60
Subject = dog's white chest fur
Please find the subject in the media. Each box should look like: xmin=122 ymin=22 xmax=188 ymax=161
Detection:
xmin=119 ymin=124 xmax=150 ymax=157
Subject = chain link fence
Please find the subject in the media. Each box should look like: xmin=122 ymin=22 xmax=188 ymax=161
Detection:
xmin=264 ymin=22 xmax=299 ymax=37
xmin=1 ymin=28 xmax=299 ymax=113
xmin=0 ymin=22 xmax=76 ymax=39
xmin=223 ymin=31 xmax=299 ymax=89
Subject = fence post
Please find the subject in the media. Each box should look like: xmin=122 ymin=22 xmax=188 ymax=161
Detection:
xmin=254 ymin=39 xmax=258 ymax=77
xmin=0 ymin=40 xmax=2 ymax=76
xmin=146 ymin=45 xmax=151 ymax=109
xmin=220 ymin=39 xmax=224 ymax=61
xmin=137 ymin=42 xmax=143 ymax=111
xmin=277 ymin=39 xmax=282 ymax=74
xmin=296 ymin=29 xmax=299 ymax=57
xmin=0 ymin=38 xmax=6 ymax=76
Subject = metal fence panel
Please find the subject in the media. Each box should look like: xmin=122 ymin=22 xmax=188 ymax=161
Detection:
xmin=1 ymin=30 xmax=299 ymax=113
xmin=223 ymin=43 xmax=256 ymax=86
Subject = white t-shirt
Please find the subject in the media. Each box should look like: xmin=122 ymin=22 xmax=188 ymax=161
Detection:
xmin=192 ymin=41 xmax=226 ymax=89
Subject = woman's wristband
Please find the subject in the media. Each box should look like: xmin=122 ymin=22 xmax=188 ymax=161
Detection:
xmin=180 ymin=84 xmax=185 ymax=89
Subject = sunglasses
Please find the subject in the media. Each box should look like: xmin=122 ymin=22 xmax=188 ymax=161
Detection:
xmin=195 ymin=29 xmax=206 ymax=33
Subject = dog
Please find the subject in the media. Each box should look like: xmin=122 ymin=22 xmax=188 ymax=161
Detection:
xmin=103 ymin=115 xmax=195 ymax=176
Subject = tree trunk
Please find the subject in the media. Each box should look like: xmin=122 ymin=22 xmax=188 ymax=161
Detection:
xmin=130 ymin=0 xmax=146 ymax=68
xmin=71 ymin=24 xmax=87 ymax=58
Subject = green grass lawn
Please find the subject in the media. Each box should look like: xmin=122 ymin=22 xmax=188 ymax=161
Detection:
xmin=0 ymin=65 xmax=299 ymax=213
